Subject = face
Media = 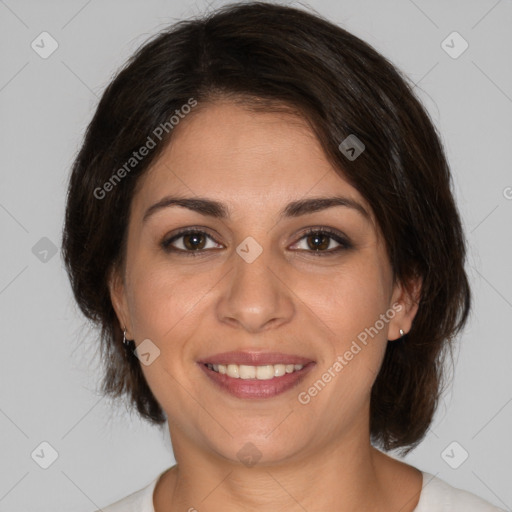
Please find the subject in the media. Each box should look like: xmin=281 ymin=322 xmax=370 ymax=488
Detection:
xmin=109 ymin=101 xmax=419 ymax=465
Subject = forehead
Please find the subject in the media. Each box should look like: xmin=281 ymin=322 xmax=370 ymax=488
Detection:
xmin=132 ymin=101 xmax=372 ymax=221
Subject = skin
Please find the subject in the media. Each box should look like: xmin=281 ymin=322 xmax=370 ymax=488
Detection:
xmin=109 ymin=101 xmax=423 ymax=512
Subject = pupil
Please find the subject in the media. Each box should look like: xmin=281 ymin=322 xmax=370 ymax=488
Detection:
xmin=309 ymin=234 xmax=328 ymax=251
xmin=185 ymin=233 xmax=205 ymax=250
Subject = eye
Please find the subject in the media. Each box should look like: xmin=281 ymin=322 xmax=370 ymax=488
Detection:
xmin=161 ymin=227 xmax=352 ymax=257
xmin=290 ymin=227 xmax=352 ymax=256
xmin=161 ymin=228 xmax=222 ymax=256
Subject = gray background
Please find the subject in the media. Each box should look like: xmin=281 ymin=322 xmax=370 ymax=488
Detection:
xmin=0 ymin=0 xmax=511 ymax=510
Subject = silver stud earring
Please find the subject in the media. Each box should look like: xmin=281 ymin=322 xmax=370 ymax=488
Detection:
xmin=123 ymin=328 xmax=130 ymax=346
xmin=399 ymin=329 xmax=405 ymax=338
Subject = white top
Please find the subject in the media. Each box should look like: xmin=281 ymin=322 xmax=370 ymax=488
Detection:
xmin=95 ymin=469 xmax=506 ymax=511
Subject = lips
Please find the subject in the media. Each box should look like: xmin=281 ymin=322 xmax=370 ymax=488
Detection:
xmin=197 ymin=351 xmax=315 ymax=399
xmin=197 ymin=351 xmax=314 ymax=366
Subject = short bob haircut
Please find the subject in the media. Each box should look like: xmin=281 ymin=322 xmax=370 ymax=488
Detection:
xmin=62 ymin=1 xmax=470 ymax=455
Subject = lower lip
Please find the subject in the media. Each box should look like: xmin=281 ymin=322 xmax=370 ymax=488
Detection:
xmin=198 ymin=362 xmax=315 ymax=399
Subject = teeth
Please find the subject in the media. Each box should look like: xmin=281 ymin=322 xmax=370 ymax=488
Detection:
xmin=274 ymin=364 xmax=286 ymax=377
xmin=256 ymin=365 xmax=274 ymax=380
xmin=227 ymin=364 xmax=239 ymax=378
xmin=206 ymin=362 xmax=305 ymax=379
xmin=239 ymin=365 xmax=256 ymax=379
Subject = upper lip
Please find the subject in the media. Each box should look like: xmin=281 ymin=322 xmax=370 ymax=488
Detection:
xmin=197 ymin=351 xmax=314 ymax=366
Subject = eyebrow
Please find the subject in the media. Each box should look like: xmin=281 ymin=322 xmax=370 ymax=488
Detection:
xmin=142 ymin=195 xmax=370 ymax=223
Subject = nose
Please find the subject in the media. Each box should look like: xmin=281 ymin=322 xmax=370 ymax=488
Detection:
xmin=215 ymin=241 xmax=295 ymax=334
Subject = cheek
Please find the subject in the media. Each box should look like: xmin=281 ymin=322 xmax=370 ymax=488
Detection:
xmin=299 ymin=255 xmax=391 ymax=397
xmin=304 ymin=257 xmax=390 ymax=342
xmin=127 ymin=259 xmax=211 ymax=341
xmin=125 ymin=262 xmax=215 ymax=425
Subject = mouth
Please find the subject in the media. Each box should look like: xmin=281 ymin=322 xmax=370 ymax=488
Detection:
xmin=197 ymin=352 xmax=315 ymax=399
xmin=204 ymin=362 xmax=307 ymax=379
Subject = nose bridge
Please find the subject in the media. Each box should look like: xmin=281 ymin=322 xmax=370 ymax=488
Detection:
xmin=216 ymin=236 xmax=294 ymax=332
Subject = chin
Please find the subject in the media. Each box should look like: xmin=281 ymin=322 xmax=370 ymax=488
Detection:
xmin=209 ymin=432 xmax=307 ymax=468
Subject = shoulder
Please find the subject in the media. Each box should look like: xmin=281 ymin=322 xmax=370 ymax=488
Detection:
xmin=92 ymin=473 xmax=160 ymax=512
xmin=416 ymin=471 xmax=506 ymax=512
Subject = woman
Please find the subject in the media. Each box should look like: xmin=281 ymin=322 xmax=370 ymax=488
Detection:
xmin=61 ymin=2 xmax=504 ymax=511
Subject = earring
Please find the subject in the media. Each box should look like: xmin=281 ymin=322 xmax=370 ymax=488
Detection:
xmin=123 ymin=328 xmax=131 ymax=346
xmin=399 ymin=329 xmax=405 ymax=338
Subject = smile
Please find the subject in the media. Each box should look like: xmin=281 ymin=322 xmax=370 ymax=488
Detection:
xmin=199 ymin=361 xmax=315 ymax=399
xmin=205 ymin=363 xmax=304 ymax=379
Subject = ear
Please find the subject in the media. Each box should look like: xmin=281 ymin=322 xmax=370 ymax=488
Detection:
xmin=388 ymin=274 xmax=422 ymax=341
xmin=107 ymin=264 xmax=132 ymax=339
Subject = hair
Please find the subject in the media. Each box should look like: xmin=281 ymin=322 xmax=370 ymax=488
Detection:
xmin=61 ymin=1 xmax=471 ymax=455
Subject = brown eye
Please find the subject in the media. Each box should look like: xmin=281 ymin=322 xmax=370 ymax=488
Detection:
xmin=181 ymin=232 xmax=207 ymax=250
xmin=305 ymin=232 xmax=331 ymax=251
xmin=291 ymin=228 xmax=352 ymax=256
xmin=162 ymin=229 xmax=222 ymax=255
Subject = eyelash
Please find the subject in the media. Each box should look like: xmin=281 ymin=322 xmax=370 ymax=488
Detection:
xmin=161 ymin=227 xmax=352 ymax=257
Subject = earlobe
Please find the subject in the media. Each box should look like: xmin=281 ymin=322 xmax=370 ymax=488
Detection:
xmin=389 ymin=275 xmax=422 ymax=341
xmin=107 ymin=265 xmax=131 ymax=336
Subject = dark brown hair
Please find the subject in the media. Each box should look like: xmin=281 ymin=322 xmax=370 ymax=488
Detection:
xmin=61 ymin=1 xmax=470 ymax=455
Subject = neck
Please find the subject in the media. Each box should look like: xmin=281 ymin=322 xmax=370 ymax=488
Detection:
xmin=154 ymin=422 xmax=422 ymax=512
